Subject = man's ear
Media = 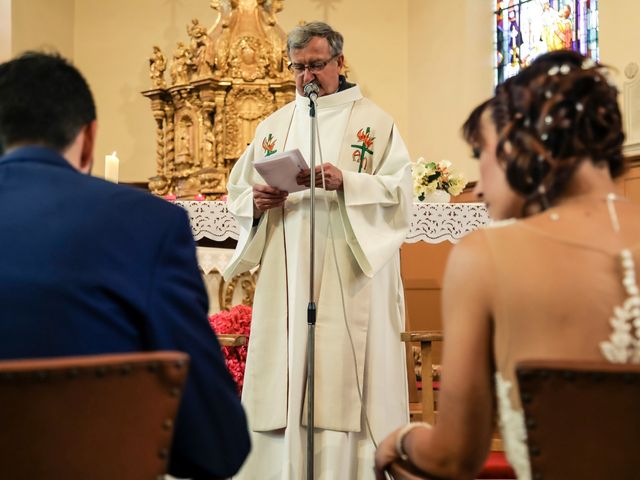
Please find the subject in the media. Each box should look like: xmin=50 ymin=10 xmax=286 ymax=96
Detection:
xmin=336 ymin=53 xmax=345 ymax=71
xmin=78 ymin=120 xmax=97 ymax=174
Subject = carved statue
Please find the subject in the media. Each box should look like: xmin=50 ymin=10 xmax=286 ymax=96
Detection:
xmin=265 ymin=0 xmax=284 ymax=25
xmin=170 ymin=42 xmax=193 ymax=85
xmin=214 ymin=119 xmax=225 ymax=167
xmin=214 ymin=26 xmax=232 ymax=77
xmin=176 ymin=117 xmax=193 ymax=164
xmin=188 ymin=19 xmax=215 ymax=78
xmin=178 ymin=130 xmax=190 ymax=158
xmin=143 ymin=0 xmax=295 ymax=199
xmin=272 ymin=0 xmax=284 ymax=13
xmin=230 ymin=36 xmax=269 ymax=81
xmin=263 ymin=3 xmax=287 ymax=77
xmin=149 ymin=46 xmax=167 ymax=89
xmin=148 ymin=175 xmax=170 ymax=196
xmin=202 ymin=126 xmax=216 ymax=167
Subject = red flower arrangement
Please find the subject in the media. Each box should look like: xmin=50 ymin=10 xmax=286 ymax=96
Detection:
xmin=208 ymin=304 xmax=252 ymax=395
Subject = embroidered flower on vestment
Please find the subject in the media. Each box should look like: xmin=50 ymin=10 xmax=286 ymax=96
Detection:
xmin=350 ymin=127 xmax=375 ymax=173
xmin=262 ymin=134 xmax=277 ymax=157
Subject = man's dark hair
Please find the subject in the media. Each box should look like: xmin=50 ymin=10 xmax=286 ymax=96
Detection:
xmin=0 ymin=52 xmax=96 ymax=154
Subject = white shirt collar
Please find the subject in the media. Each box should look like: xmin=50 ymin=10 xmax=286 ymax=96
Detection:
xmin=295 ymin=85 xmax=363 ymax=110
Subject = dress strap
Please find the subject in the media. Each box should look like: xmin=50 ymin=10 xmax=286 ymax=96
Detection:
xmin=607 ymin=192 xmax=621 ymax=233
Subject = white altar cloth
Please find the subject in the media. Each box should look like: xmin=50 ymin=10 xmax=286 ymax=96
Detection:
xmin=176 ymin=200 xmax=490 ymax=245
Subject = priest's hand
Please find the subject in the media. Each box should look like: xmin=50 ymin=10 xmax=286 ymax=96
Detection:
xmin=253 ymin=184 xmax=288 ymax=217
xmin=296 ymin=164 xmax=343 ymax=191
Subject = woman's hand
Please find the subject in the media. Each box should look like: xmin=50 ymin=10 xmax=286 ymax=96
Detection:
xmin=374 ymin=428 xmax=402 ymax=479
xmin=376 ymin=424 xmax=435 ymax=479
xmin=387 ymin=462 xmax=428 ymax=480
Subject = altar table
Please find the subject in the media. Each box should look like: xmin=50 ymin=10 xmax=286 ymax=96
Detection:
xmin=176 ymin=201 xmax=490 ymax=312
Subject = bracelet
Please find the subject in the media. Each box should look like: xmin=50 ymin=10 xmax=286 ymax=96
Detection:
xmin=395 ymin=421 xmax=432 ymax=462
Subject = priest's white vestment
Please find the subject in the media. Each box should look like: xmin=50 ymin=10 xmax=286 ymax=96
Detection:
xmin=224 ymin=85 xmax=412 ymax=479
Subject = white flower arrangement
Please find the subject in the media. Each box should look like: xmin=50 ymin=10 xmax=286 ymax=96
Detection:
xmin=412 ymin=157 xmax=468 ymax=201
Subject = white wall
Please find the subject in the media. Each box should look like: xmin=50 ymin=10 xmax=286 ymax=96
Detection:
xmin=0 ymin=0 xmax=11 ymax=63
xmin=599 ymin=0 xmax=640 ymax=79
xmin=407 ymin=0 xmax=494 ymax=182
xmin=11 ymin=0 xmax=74 ymax=60
xmin=599 ymin=0 xmax=640 ymax=153
xmin=73 ymin=0 xmax=214 ymax=182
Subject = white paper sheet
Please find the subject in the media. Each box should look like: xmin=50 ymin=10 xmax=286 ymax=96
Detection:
xmin=253 ymin=149 xmax=309 ymax=193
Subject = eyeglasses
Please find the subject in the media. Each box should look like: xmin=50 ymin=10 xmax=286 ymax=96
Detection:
xmin=287 ymin=54 xmax=340 ymax=76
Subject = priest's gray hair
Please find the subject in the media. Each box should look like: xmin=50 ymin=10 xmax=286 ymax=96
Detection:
xmin=287 ymin=21 xmax=344 ymax=58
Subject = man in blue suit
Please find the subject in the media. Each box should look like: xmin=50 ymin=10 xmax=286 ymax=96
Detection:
xmin=0 ymin=52 xmax=250 ymax=479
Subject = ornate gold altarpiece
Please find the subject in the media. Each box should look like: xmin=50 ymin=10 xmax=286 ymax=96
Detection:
xmin=142 ymin=0 xmax=295 ymax=199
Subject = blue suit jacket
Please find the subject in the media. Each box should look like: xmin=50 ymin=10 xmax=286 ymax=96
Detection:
xmin=0 ymin=146 xmax=250 ymax=479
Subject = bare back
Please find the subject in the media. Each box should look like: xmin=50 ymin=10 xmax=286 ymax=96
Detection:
xmin=481 ymin=196 xmax=640 ymax=478
xmin=485 ymin=196 xmax=640 ymax=401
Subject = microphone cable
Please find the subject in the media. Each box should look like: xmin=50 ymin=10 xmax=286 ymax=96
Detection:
xmin=313 ymin=112 xmax=381 ymax=451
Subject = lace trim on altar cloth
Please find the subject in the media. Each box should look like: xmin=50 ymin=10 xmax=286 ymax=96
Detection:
xmin=405 ymin=202 xmax=490 ymax=244
xmin=175 ymin=201 xmax=241 ymax=241
xmin=495 ymin=372 xmax=531 ymax=480
xmin=176 ymin=201 xmax=491 ymax=244
xmin=600 ymin=248 xmax=640 ymax=364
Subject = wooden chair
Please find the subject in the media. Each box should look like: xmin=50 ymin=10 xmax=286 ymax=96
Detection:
xmin=217 ymin=333 xmax=247 ymax=347
xmin=401 ymin=330 xmax=442 ymax=424
xmin=401 ymin=330 xmax=506 ymax=448
xmin=401 ymin=330 xmax=515 ymax=479
xmin=517 ymin=359 xmax=640 ymax=480
xmin=0 ymin=351 xmax=189 ymax=480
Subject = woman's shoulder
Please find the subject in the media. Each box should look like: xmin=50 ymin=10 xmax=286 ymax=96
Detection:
xmin=454 ymin=218 xmax=520 ymax=253
xmin=446 ymin=219 xmax=530 ymax=284
xmin=446 ymin=227 xmax=498 ymax=277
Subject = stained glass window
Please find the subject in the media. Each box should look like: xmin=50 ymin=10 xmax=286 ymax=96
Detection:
xmin=494 ymin=0 xmax=599 ymax=85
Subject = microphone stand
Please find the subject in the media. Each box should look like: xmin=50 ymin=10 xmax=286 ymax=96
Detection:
xmin=306 ymin=92 xmax=318 ymax=480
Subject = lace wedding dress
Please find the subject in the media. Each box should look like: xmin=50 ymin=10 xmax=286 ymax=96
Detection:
xmin=482 ymin=196 xmax=640 ymax=479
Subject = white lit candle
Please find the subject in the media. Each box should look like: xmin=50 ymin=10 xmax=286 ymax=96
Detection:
xmin=104 ymin=151 xmax=119 ymax=183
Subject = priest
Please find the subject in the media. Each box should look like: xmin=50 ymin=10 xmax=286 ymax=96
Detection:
xmin=224 ymin=21 xmax=413 ymax=478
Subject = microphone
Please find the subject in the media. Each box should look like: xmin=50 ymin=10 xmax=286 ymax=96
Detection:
xmin=303 ymin=81 xmax=319 ymax=102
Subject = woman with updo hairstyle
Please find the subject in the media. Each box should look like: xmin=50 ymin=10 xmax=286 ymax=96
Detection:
xmin=375 ymin=50 xmax=640 ymax=480
xmin=490 ymin=50 xmax=625 ymax=216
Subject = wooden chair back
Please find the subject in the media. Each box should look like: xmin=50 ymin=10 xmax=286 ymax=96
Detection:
xmin=400 ymin=330 xmax=443 ymax=424
xmin=517 ymin=359 xmax=640 ymax=480
xmin=0 ymin=351 xmax=189 ymax=480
